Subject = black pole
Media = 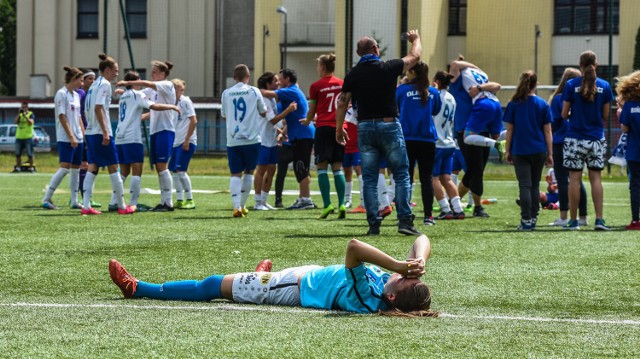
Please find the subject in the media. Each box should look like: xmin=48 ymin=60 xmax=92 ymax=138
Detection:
xmin=283 ymin=14 xmax=288 ymax=69
xmin=103 ymin=0 xmax=108 ymax=53
xmin=534 ymin=25 xmax=540 ymax=74
xmin=607 ymin=0 xmax=614 ymax=175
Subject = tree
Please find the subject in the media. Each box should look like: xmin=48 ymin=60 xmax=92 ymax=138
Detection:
xmin=634 ymin=26 xmax=640 ymax=71
xmin=0 ymin=0 xmax=16 ymax=95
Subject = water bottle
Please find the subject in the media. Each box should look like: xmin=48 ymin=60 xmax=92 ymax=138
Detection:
xmin=481 ymin=198 xmax=497 ymax=205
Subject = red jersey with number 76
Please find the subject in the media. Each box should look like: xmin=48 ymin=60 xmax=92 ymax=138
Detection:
xmin=309 ymin=75 xmax=344 ymax=128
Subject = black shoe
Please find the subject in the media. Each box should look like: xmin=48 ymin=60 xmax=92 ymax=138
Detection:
xmin=367 ymin=226 xmax=380 ymax=236
xmin=151 ymin=203 xmax=174 ymax=212
xmin=473 ymin=206 xmax=490 ymax=218
xmin=275 ymin=199 xmax=283 ymax=208
xmin=398 ymin=216 xmax=423 ymax=236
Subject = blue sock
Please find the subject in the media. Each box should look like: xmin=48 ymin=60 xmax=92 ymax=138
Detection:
xmin=134 ymin=275 xmax=224 ymax=301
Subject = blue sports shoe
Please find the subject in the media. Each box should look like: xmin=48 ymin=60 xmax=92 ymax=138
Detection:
xmin=563 ymin=219 xmax=580 ymax=230
xmin=594 ymin=218 xmax=611 ymax=231
xmin=517 ymin=219 xmax=532 ymax=231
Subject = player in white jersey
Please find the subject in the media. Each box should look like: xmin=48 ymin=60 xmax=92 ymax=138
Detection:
xmin=430 ymin=71 xmax=464 ymax=220
xmin=83 ymin=53 xmax=135 ymax=215
xmin=42 ymin=67 xmax=85 ymax=210
xmin=253 ymin=72 xmax=297 ymax=210
xmin=114 ymin=71 xmax=180 ymax=212
xmin=221 ymin=64 xmax=267 ymax=217
xmin=117 ymin=60 xmax=177 ymax=212
xmin=169 ymin=79 xmax=197 ymax=210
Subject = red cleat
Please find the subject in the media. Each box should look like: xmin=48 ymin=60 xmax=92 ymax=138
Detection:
xmin=348 ymin=205 xmax=367 ymax=214
xmin=118 ymin=205 xmax=136 ymax=215
xmin=378 ymin=205 xmax=393 ymax=218
xmin=255 ymin=259 xmax=273 ymax=272
xmin=626 ymin=220 xmax=640 ymax=230
xmin=109 ymin=259 xmax=138 ymax=298
xmin=81 ymin=207 xmax=102 ymax=215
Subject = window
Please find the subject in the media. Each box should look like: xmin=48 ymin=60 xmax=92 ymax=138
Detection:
xmin=0 ymin=126 xmax=7 ymax=137
xmin=123 ymin=68 xmax=146 ymax=80
xmin=125 ymin=0 xmax=147 ymax=38
xmin=554 ymin=0 xmax=619 ymax=35
xmin=552 ymin=65 xmax=618 ymax=84
xmin=448 ymin=0 xmax=467 ymax=36
xmin=77 ymin=0 xmax=99 ymax=39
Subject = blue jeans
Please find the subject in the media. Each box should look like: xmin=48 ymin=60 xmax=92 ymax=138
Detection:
xmin=358 ymin=120 xmax=412 ymax=226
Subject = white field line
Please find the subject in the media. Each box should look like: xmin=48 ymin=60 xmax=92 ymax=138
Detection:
xmin=2 ymin=302 xmax=640 ymax=326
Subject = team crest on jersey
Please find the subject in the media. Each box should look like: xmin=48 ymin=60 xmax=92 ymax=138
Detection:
xmin=260 ymin=273 xmax=272 ymax=285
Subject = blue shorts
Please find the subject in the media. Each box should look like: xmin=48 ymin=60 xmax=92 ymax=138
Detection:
xmin=452 ymin=148 xmax=466 ymax=172
xmin=86 ymin=134 xmax=118 ymax=167
xmin=169 ymin=143 xmax=196 ymax=172
xmin=343 ymin=152 xmax=361 ymax=168
xmin=57 ymin=142 xmax=84 ymax=166
xmin=227 ymin=143 xmax=260 ymax=174
xmin=465 ymin=97 xmax=503 ymax=135
xmin=116 ymin=143 xmax=144 ymax=165
xmin=150 ymin=131 xmax=175 ymax=165
xmin=546 ymin=192 xmax=559 ymax=204
xmin=257 ymin=145 xmax=278 ymax=166
xmin=433 ymin=147 xmax=455 ymax=176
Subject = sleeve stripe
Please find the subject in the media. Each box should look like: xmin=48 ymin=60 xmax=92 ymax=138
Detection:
xmin=348 ymin=267 xmax=375 ymax=313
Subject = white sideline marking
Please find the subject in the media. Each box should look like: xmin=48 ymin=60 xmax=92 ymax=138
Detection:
xmin=3 ymin=302 xmax=640 ymax=326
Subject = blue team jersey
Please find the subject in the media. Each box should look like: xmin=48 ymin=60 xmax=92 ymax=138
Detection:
xmin=550 ymin=94 xmax=569 ymax=144
xmin=449 ymin=78 xmax=473 ymax=133
xmin=299 ymin=264 xmax=389 ymax=314
xmin=396 ymin=84 xmax=441 ymax=142
xmin=275 ymin=85 xmax=314 ymax=141
xmin=561 ymin=77 xmax=613 ymax=141
xmin=503 ymin=95 xmax=552 ymax=156
xmin=619 ymin=101 xmax=640 ymax=162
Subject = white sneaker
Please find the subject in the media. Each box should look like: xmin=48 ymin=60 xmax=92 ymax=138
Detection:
xmin=344 ymin=200 xmax=352 ymax=208
xmin=578 ymin=217 xmax=588 ymax=226
xmin=254 ymin=203 xmax=269 ymax=211
xmin=263 ymin=202 xmax=276 ymax=210
xmin=549 ymin=218 xmax=568 ymax=226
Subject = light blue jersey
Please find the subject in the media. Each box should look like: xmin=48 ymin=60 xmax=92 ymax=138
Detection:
xmin=299 ymin=264 xmax=389 ymax=313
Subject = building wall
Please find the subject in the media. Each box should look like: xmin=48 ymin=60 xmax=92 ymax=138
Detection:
xmin=407 ymin=0 xmax=449 ymax=75
xmin=253 ymin=0 xmax=283 ymax=82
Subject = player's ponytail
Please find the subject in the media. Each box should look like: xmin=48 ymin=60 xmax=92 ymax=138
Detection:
xmin=98 ymin=53 xmax=117 ymax=73
xmin=408 ymin=61 xmax=429 ymax=105
xmin=511 ymin=70 xmax=537 ymax=102
xmin=579 ymin=50 xmax=598 ymax=102
xmin=317 ymin=53 xmax=336 ymax=74
xmin=433 ymin=70 xmax=454 ymax=90
xmin=63 ymin=66 xmax=83 ymax=84
xmin=152 ymin=60 xmax=174 ymax=77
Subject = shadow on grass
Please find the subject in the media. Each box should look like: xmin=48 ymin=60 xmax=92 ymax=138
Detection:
xmin=465 ymin=228 xmax=626 ymax=233
xmin=285 ymin=233 xmax=354 ymax=239
xmin=33 ymin=212 xmax=80 ymax=217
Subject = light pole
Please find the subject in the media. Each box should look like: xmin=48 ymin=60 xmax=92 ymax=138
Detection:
xmin=276 ymin=6 xmax=288 ymax=69
xmin=534 ymin=24 xmax=541 ymax=74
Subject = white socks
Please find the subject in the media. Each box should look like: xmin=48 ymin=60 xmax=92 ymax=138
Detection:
xmin=387 ymin=176 xmax=396 ymax=203
xmin=43 ymin=168 xmax=70 ymax=202
xmin=110 ymin=174 xmax=126 ymax=206
xmin=173 ymin=172 xmax=184 ymax=201
xmin=130 ymin=176 xmax=141 ymax=206
xmin=230 ymin=176 xmax=242 ymax=209
xmin=378 ymin=173 xmax=390 ymax=208
xmin=261 ymin=191 xmax=270 ymax=205
xmin=451 ymin=196 xmax=463 ymax=213
xmin=438 ymin=198 xmax=451 ymax=213
xmin=179 ymin=172 xmax=193 ymax=200
xmin=158 ymin=170 xmax=173 ymax=206
xmin=464 ymin=134 xmax=496 ymax=148
xmin=345 ymin=181 xmax=353 ymax=203
xmin=83 ymin=172 xmax=96 ymax=209
xmin=241 ymin=174 xmax=253 ymax=208
xmin=109 ymin=172 xmax=126 ymax=210
xmin=69 ymin=169 xmax=80 ymax=204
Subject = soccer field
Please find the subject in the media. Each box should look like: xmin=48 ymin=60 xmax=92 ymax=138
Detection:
xmin=1 ymin=172 xmax=638 ymax=357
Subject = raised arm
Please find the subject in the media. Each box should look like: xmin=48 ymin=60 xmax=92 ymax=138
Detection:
xmin=402 ymin=30 xmax=422 ymax=73
xmin=149 ymin=103 xmax=180 ymax=114
xmin=344 ymin=238 xmax=425 ymax=278
xmin=270 ymin=102 xmax=297 ymax=125
xmin=449 ymin=60 xmax=478 ymax=83
xmin=116 ymin=80 xmax=157 ymax=90
xmin=260 ymin=89 xmax=278 ymax=101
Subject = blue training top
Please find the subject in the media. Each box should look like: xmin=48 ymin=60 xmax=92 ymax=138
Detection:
xmin=503 ymin=95 xmax=552 ymax=156
xmin=275 ymin=85 xmax=314 ymax=141
xmin=449 ymin=79 xmax=473 ymax=133
xmin=396 ymin=84 xmax=442 ymax=142
xmin=561 ymin=77 xmax=613 ymax=141
xmin=620 ymin=101 xmax=640 ymax=162
xmin=550 ymin=94 xmax=569 ymax=144
xmin=299 ymin=264 xmax=389 ymax=314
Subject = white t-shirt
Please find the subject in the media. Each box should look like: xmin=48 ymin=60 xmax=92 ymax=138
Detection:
xmin=460 ymin=67 xmax=499 ymax=104
xmin=115 ymin=89 xmax=153 ymax=145
xmin=54 ymin=87 xmax=83 ymax=143
xmin=85 ymin=76 xmax=113 ymax=136
xmin=259 ymin=97 xmax=279 ymax=148
xmin=221 ymin=82 xmax=267 ymax=147
xmin=144 ymin=80 xmax=177 ymax=135
xmin=173 ymin=95 xmax=197 ymax=147
xmin=434 ymin=89 xmax=456 ymax=149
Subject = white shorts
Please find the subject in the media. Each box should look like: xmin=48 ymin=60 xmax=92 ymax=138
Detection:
xmin=231 ymin=265 xmax=321 ymax=306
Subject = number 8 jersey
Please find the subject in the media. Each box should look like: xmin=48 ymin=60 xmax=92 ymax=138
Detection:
xmin=221 ymin=82 xmax=267 ymax=147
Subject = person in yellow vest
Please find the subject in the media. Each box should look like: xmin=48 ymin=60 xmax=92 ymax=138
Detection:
xmin=13 ymin=102 xmax=36 ymax=172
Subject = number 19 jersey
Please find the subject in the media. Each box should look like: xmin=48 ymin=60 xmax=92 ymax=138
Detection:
xmin=115 ymin=89 xmax=153 ymax=145
xmin=221 ymin=82 xmax=266 ymax=147
xmin=309 ymin=75 xmax=343 ymax=128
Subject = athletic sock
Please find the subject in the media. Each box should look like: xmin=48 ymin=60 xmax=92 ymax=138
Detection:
xmin=43 ymin=168 xmax=70 ymax=202
xmin=254 ymin=192 xmax=262 ymax=206
xmin=261 ymin=191 xmax=270 ymax=205
xmin=109 ymin=172 xmax=126 ymax=210
xmin=134 ymin=275 xmax=224 ymax=301
xmin=317 ymin=170 xmax=331 ymax=207
xmin=158 ymin=169 xmax=173 ymax=206
xmin=464 ymin=134 xmax=496 ymax=148
xmin=438 ymin=198 xmax=452 ymax=213
xmin=333 ymin=170 xmax=346 ymax=206
xmin=130 ymin=176 xmax=141 ymax=206
xmin=240 ymin=174 xmax=253 ymax=208
xmin=179 ymin=172 xmax=193 ymax=200
xmin=83 ymin=172 xmax=96 ymax=209
xmin=345 ymin=181 xmax=353 ymax=203
xmin=230 ymin=176 xmax=242 ymax=209
xmin=358 ymin=175 xmax=365 ymax=207
xmin=451 ymin=196 xmax=463 ymax=213
xmin=378 ymin=173 xmax=390 ymax=208
xmin=69 ymin=168 xmax=80 ymax=204
xmin=173 ymin=172 xmax=184 ymax=201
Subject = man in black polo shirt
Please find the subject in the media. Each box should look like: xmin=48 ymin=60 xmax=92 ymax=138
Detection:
xmin=336 ymin=30 xmax=422 ymax=236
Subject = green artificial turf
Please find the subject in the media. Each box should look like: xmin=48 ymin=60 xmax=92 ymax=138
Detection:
xmin=0 ymin=172 xmax=638 ymax=357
